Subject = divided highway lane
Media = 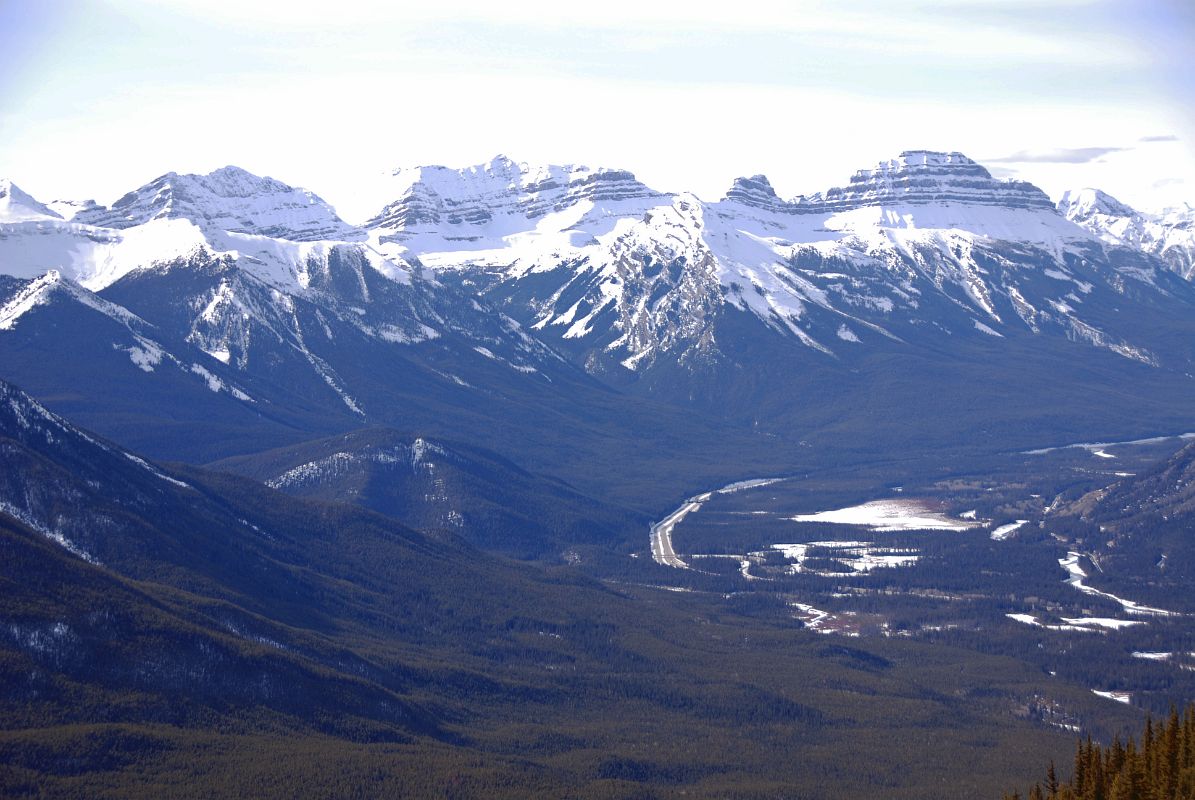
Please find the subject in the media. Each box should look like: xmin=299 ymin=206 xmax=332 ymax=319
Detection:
xmin=649 ymin=478 xmax=784 ymax=568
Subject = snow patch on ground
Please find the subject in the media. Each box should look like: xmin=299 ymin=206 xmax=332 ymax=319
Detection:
xmin=123 ymin=453 xmax=191 ymax=489
xmin=773 ymin=541 xmax=919 ymax=575
xmin=1025 ymin=431 xmax=1195 ymax=455
xmin=0 ymin=270 xmax=59 ymax=330
xmin=0 ymin=500 xmax=100 ymax=564
xmin=190 ymin=363 xmax=225 ymax=392
xmin=266 ymin=440 xmax=448 ymax=490
xmin=1092 ymin=689 xmax=1132 ymax=705
xmin=789 ymin=499 xmax=978 ymax=531
xmin=1059 ymin=617 xmax=1144 ymax=630
xmin=1004 ymin=612 xmax=1141 ymax=633
xmin=121 ymin=336 xmax=165 ymax=372
xmin=790 ymin=602 xmax=834 ymax=633
xmin=376 ymin=323 xmax=439 ymax=344
xmin=188 ymin=363 xmax=253 ymax=402
xmin=1004 ymin=613 xmax=1100 ymax=633
xmin=991 ymin=520 xmax=1028 ymax=541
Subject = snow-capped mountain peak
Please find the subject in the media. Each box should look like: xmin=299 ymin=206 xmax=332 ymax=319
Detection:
xmin=366 ymin=156 xmax=663 ymax=239
xmin=1060 ymin=187 xmax=1195 ymax=279
xmin=0 ymin=167 xmax=434 ymax=297
xmin=3 ymin=152 xmax=1190 ymax=408
xmin=74 ymin=166 xmax=364 ymax=243
xmin=811 ymin=150 xmax=1056 ymax=212
xmin=1159 ymin=202 xmax=1194 ymax=227
xmin=1058 ymin=188 xmax=1139 ymax=221
xmin=721 ymin=151 xmax=1059 ymax=218
xmin=724 ymin=174 xmax=789 ymax=213
xmin=0 ymin=179 xmax=63 ymax=223
xmin=44 ymin=198 xmax=101 ymax=221
xmin=358 ymin=150 xmax=1173 ymax=374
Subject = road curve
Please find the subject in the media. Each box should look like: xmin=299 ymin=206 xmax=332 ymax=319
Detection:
xmin=649 ymin=478 xmax=784 ymax=568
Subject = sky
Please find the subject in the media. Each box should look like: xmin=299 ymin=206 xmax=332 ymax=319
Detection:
xmin=1 ymin=0 xmax=1193 ymax=223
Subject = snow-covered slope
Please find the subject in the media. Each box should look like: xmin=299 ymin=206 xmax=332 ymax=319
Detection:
xmin=0 ymin=179 xmax=63 ymax=223
xmin=0 ymin=178 xmax=239 ymax=289
xmin=0 ymin=166 xmax=578 ymax=456
xmin=0 ymin=269 xmax=258 ymax=407
xmin=0 ymin=168 xmax=415 ymax=299
xmin=803 ymin=150 xmax=1055 ymax=212
xmin=208 ymin=426 xmax=642 ymax=557
xmin=0 ymin=270 xmax=141 ymax=333
xmin=43 ymin=197 xmax=100 ymax=220
xmin=1060 ymin=188 xmax=1195 ymax=280
xmin=366 ymin=151 xmax=1170 ymax=372
xmin=0 ymin=168 xmax=504 ymax=360
xmin=74 ymin=166 xmax=364 ymax=243
xmin=3 ymin=154 xmax=1195 ymax=480
xmin=368 ymin=154 xmax=663 ymax=238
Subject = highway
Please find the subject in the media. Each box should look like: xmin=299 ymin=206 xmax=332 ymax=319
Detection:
xmin=649 ymin=477 xmax=784 ymax=568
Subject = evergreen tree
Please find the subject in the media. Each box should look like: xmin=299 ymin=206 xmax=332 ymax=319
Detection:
xmin=1008 ymin=704 xmax=1195 ymax=800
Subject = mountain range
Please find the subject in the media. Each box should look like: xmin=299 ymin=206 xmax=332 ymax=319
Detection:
xmin=3 ymin=150 xmax=1195 ymax=797
xmin=3 ymin=150 xmax=1195 ymax=533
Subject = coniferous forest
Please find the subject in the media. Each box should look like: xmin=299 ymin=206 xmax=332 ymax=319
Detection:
xmin=1005 ymin=705 xmax=1195 ymax=800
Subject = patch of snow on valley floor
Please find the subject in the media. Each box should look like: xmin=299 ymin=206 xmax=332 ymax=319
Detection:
xmin=789 ymin=499 xmax=978 ymax=531
xmin=1092 ymin=689 xmax=1132 ymax=705
xmin=991 ymin=520 xmax=1028 ymax=541
xmin=773 ymin=541 xmax=918 ymax=575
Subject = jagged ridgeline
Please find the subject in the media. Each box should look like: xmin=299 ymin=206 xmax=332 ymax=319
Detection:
xmin=4 ymin=152 xmax=1195 ymax=488
xmin=1003 ymin=704 xmax=1195 ymax=800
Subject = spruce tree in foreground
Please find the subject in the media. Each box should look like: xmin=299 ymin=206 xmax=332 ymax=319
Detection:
xmin=1003 ymin=704 xmax=1195 ymax=800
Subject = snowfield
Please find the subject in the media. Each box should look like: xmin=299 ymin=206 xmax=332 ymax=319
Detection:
xmin=1092 ymin=689 xmax=1133 ymax=705
xmin=789 ymin=499 xmax=978 ymax=531
xmin=773 ymin=541 xmax=920 ymax=575
xmin=990 ymin=520 xmax=1028 ymax=541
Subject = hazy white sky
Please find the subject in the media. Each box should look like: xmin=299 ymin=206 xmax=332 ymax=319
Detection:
xmin=1 ymin=0 xmax=1192 ymax=222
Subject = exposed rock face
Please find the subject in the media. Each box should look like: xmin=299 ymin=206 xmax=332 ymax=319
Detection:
xmin=3 ymin=153 xmax=1192 ymax=407
xmin=366 ymin=155 xmax=662 ymax=237
xmin=723 ymin=174 xmax=789 ymax=214
xmin=724 ymin=152 xmax=1055 ymax=216
xmin=803 ymin=150 xmax=1055 ymax=212
xmin=367 ymin=150 xmax=1141 ymax=372
xmin=73 ymin=166 xmax=363 ymax=242
xmin=0 ymin=163 xmax=566 ymax=448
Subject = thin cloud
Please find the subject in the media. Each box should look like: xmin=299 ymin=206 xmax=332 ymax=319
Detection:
xmin=1140 ymin=134 xmax=1179 ymax=142
xmin=987 ymin=166 xmax=1021 ymax=178
xmin=986 ymin=146 xmax=1130 ymax=164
